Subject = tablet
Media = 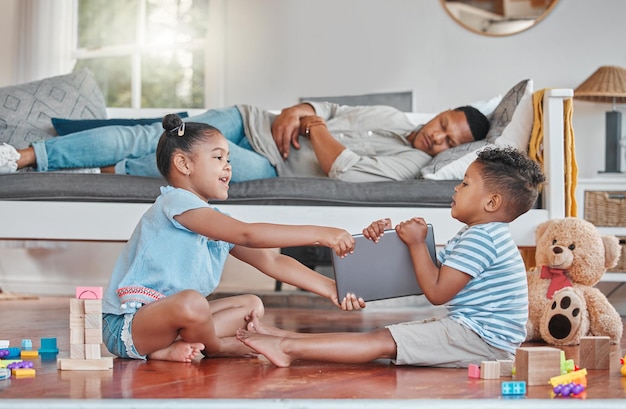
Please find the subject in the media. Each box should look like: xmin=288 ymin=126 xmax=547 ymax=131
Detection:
xmin=332 ymin=225 xmax=437 ymax=302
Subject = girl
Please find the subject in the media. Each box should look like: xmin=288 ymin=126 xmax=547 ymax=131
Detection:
xmin=101 ymin=114 xmax=363 ymax=363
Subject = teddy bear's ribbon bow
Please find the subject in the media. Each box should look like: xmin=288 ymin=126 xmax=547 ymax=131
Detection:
xmin=540 ymin=265 xmax=573 ymax=299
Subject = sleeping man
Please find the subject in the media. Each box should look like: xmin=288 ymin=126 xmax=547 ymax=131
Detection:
xmin=0 ymin=101 xmax=488 ymax=182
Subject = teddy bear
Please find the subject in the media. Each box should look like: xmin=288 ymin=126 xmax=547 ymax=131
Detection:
xmin=525 ymin=217 xmax=623 ymax=345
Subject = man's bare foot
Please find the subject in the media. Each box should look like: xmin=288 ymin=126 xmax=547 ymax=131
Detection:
xmin=236 ymin=329 xmax=293 ymax=367
xmin=148 ymin=340 xmax=205 ymax=362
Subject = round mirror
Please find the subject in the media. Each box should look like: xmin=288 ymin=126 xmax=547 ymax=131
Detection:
xmin=441 ymin=0 xmax=559 ymax=37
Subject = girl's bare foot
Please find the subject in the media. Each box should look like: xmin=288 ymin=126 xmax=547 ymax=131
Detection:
xmin=245 ymin=310 xmax=295 ymax=338
xmin=147 ymin=340 xmax=205 ymax=362
xmin=202 ymin=336 xmax=259 ymax=359
xmin=236 ymin=329 xmax=293 ymax=367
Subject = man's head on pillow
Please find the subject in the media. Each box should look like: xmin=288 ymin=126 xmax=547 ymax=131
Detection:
xmin=408 ymin=105 xmax=489 ymax=157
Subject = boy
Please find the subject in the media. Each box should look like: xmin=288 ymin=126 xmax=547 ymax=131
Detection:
xmin=236 ymin=146 xmax=546 ymax=368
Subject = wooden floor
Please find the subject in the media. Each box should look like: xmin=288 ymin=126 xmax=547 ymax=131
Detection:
xmin=1 ymin=294 xmax=625 ymax=408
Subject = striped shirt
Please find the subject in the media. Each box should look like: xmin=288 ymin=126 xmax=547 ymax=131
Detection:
xmin=439 ymin=222 xmax=528 ymax=354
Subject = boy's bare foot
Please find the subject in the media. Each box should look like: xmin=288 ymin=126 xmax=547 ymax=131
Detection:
xmin=236 ymin=329 xmax=293 ymax=367
xmin=148 ymin=340 xmax=205 ymax=362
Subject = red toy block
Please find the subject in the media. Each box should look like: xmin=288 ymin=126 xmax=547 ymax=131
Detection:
xmin=76 ymin=287 xmax=103 ymax=300
xmin=468 ymin=363 xmax=480 ymax=378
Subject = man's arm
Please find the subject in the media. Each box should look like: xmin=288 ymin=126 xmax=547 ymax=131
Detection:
xmin=271 ymin=103 xmax=316 ymax=159
xmin=299 ymin=116 xmax=346 ymax=175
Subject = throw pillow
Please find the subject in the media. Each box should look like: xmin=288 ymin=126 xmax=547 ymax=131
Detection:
xmin=494 ymin=92 xmax=533 ymax=151
xmin=0 ymin=69 xmax=107 ymax=149
xmin=485 ymin=79 xmax=533 ymax=142
xmin=420 ymin=79 xmax=533 ymax=180
xmin=419 ymin=140 xmax=491 ymax=179
xmin=52 ymin=112 xmax=189 ymax=136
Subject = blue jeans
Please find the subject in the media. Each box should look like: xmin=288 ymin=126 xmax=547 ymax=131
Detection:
xmin=32 ymin=107 xmax=277 ymax=182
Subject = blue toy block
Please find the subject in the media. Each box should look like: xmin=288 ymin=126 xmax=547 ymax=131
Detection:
xmin=0 ymin=368 xmax=10 ymax=380
xmin=3 ymin=348 xmax=20 ymax=359
xmin=21 ymin=339 xmax=32 ymax=351
xmin=502 ymin=381 xmax=526 ymax=396
xmin=38 ymin=337 xmax=59 ymax=355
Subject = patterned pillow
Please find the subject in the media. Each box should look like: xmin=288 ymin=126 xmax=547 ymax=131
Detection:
xmin=0 ymin=69 xmax=107 ymax=149
xmin=420 ymin=79 xmax=532 ymax=180
xmin=485 ymin=79 xmax=532 ymax=142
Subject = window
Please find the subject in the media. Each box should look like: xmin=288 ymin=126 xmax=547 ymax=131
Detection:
xmin=74 ymin=0 xmax=209 ymax=109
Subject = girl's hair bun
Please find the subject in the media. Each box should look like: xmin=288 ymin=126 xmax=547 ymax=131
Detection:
xmin=162 ymin=113 xmax=183 ymax=133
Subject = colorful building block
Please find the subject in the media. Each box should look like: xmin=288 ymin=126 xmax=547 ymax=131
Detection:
xmin=550 ymin=369 xmax=588 ymax=388
xmin=21 ymin=339 xmax=32 ymax=350
xmin=468 ymin=363 xmax=480 ymax=378
xmin=11 ymin=368 xmax=36 ymax=378
xmin=0 ymin=368 xmax=10 ymax=380
xmin=1 ymin=347 xmax=20 ymax=359
xmin=39 ymin=337 xmax=59 ymax=355
xmin=501 ymin=381 xmax=526 ymax=396
xmin=20 ymin=350 xmax=38 ymax=359
xmin=75 ymin=286 xmax=103 ymax=300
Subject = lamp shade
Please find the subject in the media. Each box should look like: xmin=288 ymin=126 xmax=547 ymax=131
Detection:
xmin=574 ymin=65 xmax=626 ymax=103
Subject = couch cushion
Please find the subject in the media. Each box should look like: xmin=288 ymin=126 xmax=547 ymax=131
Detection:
xmin=0 ymin=174 xmax=458 ymax=207
xmin=0 ymin=69 xmax=107 ymax=149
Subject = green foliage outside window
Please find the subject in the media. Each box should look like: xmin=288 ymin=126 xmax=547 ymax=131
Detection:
xmin=76 ymin=0 xmax=208 ymax=108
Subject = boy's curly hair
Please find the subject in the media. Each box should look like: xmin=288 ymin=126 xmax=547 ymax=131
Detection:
xmin=476 ymin=146 xmax=546 ymax=221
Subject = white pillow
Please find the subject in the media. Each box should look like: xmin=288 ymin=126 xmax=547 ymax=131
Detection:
xmin=494 ymin=92 xmax=533 ymax=151
xmin=421 ymin=79 xmax=533 ymax=180
xmin=469 ymin=94 xmax=502 ymax=117
xmin=422 ymin=144 xmax=492 ymax=180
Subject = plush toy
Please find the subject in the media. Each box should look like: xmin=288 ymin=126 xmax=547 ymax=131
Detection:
xmin=525 ymin=217 xmax=623 ymax=345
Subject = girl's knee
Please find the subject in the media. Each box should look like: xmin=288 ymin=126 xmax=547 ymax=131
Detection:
xmin=175 ymin=290 xmax=212 ymax=320
xmin=242 ymin=294 xmax=264 ymax=316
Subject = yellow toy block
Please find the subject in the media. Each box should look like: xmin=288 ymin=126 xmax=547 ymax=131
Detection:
xmin=12 ymin=368 xmax=36 ymax=378
xmin=550 ymin=368 xmax=588 ymax=387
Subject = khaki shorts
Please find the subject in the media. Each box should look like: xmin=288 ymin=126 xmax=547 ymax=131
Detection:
xmin=386 ymin=316 xmax=512 ymax=368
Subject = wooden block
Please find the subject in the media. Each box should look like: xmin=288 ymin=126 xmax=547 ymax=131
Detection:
xmin=84 ymin=314 xmax=102 ymax=329
xmin=69 ymin=314 xmax=85 ymax=329
xmin=579 ymin=336 xmax=610 ymax=370
xmin=70 ymin=299 xmax=85 ymax=315
xmin=70 ymin=344 xmax=85 ymax=360
xmin=83 ymin=299 xmax=102 ymax=314
xmin=515 ymin=346 xmax=562 ymax=386
xmin=85 ymin=344 xmax=101 ymax=360
xmin=498 ymin=359 xmax=514 ymax=377
xmin=57 ymin=357 xmax=113 ymax=371
xmin=70 ymin=328 xmax=85 ymax=345
xmin=467 ymin=363 xmax=480 ymax=378
xmin=85 ymin=328 xmax=102 ymax=344
xmin=480 ymin=361 xmax=500 ymax=379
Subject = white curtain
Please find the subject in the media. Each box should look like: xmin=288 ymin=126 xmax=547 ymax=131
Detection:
xmin=17 ymin=0 xmax=75 ymax=83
